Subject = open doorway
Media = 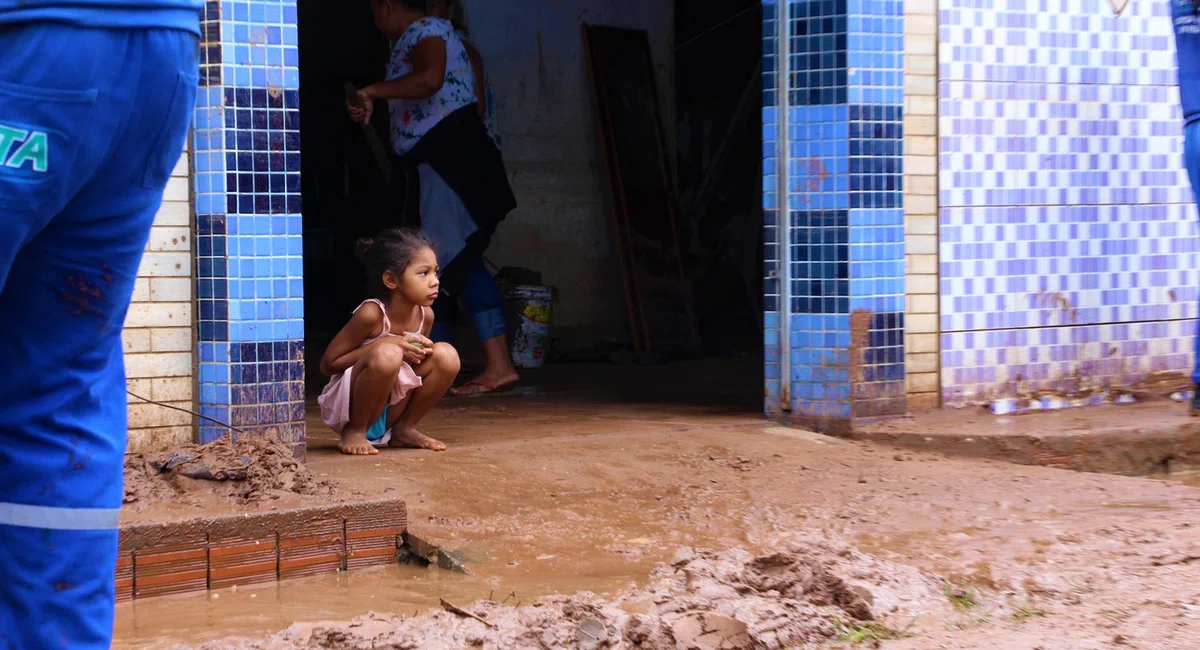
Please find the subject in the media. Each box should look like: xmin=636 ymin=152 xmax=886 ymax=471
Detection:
xmin=297 ymin=0 xmax=764 ymax=423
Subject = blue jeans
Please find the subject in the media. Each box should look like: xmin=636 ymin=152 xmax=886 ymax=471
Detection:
xmin=431 ymin=258 xmax=507 ymax=345
xmin=0 ymin=25 xmax=197 ymax=650
xmin=1187 ymin=121 xmax=1200 ymax=383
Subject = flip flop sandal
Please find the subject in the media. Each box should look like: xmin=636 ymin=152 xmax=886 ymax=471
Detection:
xmin=450 ymin=380 xmax=511 ymax=397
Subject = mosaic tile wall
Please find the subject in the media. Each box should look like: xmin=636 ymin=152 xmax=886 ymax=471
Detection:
xmin=939 ymin=0 xmax=1199 ymax=404
xmin=193 ymin=0 xmax=306 ymax=452
xmin=763 ymin=0 xmax=907 ymax=428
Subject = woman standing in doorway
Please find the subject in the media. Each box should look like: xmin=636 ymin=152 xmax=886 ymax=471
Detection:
xmin=1172 ymin=0 xmax=1200 ymax=414
xmin=424 ymin=0 xmax=517 ymax=395
xmin=349 ymin=0 xmax=520 ymax=395
xmin=430 ymin=0 xmax=499 ymax=146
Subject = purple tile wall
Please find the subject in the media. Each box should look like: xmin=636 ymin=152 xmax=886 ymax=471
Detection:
xmin=938 ymin=0 xmax=1198 ymax=403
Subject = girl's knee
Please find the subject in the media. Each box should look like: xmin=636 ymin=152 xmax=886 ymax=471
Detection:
xmin=430 ymin=342 xmax=461 ymax=373
xmin=363 ymin=343 xmax=406 ymax=372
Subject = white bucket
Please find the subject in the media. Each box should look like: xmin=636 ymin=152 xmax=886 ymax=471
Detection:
xmin=506 ymin=285 xmax=553 ymax=368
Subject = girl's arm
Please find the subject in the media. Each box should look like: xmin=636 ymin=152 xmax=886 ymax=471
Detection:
xmin=420 ymin=306 xmax=435 ymax=338
xmin=319 ymin=306 xmax=386 ymax=376
xmin=463 ymin=40 xmax=487 ymax=119
xmin=363 ymin=37 xmax=448 ymax=101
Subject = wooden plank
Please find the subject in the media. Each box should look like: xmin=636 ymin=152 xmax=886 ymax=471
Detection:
xmin=581 ymin=25 xmax=644 ymax=350
xmin=583 ymin=24 xmax=700 ymax=354
xmin=344 ymin=82 xmax=393 ymax=184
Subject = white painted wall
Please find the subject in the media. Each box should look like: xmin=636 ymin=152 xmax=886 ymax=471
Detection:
xmin=461 ymin=0 xmax=674 ymax=346
xmin=903 ymin=0 xmax=938 ymax=408
xmin=124 ymin=152 xmax=195 ymax=452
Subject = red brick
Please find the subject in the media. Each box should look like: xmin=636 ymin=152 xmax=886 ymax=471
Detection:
xmin=134 ymin=535 xmax=208 ymax=599
xmin=278 ymin=517 xmax=344 ymax=580
xmin=345 ymin=504 xmax=405 ymax=570
xmin=208 ymin=532 xmax=278 ymax=590
xmin=115 ymin=552 xmax=134 ymax=603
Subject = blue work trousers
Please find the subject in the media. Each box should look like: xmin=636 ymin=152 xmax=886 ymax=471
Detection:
xmin=0 ymin=24 xmax=198 ymax=649
xmin=1186 ymin=120 xmax=1200 ymax=384
xmin=431 ymin=258 xmax=507 ymax=345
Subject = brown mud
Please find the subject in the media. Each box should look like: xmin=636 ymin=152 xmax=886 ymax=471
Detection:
xmin=122 ymin=433 xmax=346 ymax=521
xmin=173 ymin=535 xmax=945 ymax=650
xmin=114 ymin=362 xmax=1200 ymax=649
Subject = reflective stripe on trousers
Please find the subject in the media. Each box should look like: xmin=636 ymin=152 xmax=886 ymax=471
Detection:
xmin=0 ymin=502 xmax=121 ymax=531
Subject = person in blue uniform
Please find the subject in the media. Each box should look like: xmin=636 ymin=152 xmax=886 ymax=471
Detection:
xmin=0 ymin=1 xmax=201 ymax=647
xmin=1173 ymin=0 xmax=1200 ymax=414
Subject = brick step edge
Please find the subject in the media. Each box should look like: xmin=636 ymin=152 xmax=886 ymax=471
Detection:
xmin=117 ymin=497 xmax=407 ymax=602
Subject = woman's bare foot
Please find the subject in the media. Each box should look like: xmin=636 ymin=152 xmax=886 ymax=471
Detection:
xmin=338 ymin=428 xmax=379 ymax=455
xmin=450 ymin=369 xmax=519 ymax=396
xmin=388 ymin=426 xmax=446 ymax=451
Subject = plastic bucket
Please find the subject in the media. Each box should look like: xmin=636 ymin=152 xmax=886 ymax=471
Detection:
xmin=505 ymin=285 xmax=554 ymax=368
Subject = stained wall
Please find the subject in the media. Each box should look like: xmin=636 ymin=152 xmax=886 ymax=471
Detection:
xmin=938 ymin=0 xmax=1196 ymax=403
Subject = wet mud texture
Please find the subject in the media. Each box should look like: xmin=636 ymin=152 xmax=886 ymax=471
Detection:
xmin=124 ymin=433 xmax=337 ymax=507
xmin=173 ymin=534 xmax=942 ymax=650
xmin=114 ymin=362 xmax=1200 ymax=649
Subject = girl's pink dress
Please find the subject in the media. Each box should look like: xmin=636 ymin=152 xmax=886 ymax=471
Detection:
xmin=318 ymin=300 xmax=424 ymax=444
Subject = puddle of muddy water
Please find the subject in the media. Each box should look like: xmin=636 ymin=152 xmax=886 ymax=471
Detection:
xmin=113 ymin=552 xmax=647 ymax=649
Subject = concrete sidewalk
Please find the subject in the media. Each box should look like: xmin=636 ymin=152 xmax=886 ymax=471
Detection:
xmin=856 ymin=400 xmax=1200 ymax=477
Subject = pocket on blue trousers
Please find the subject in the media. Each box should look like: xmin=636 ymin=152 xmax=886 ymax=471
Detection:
xmin=141 ymin=71 xmax=198 ymax=190
xmin=0 ymin=79 xmax=97 ymax=214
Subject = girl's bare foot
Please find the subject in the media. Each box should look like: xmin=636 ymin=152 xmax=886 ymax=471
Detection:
xmin=388 ymin=426 xmax=446 ymax=451
xmin=338 ymin=428 xmax=379 ymax=455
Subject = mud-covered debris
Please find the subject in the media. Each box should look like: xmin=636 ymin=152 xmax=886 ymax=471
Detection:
xmin=152 ymin=452 xmax=252 ymax=480
xmin=439 ymin=598 xmax=494 ymax=627
xmin=399 ymin=532 xmax=471 ymax=574
xmin=124 ymin=432 xmax=335 ymax=505
xmin=672 ymin=613 xmax=750 ymax=650
xmin=175 ymin=536 xmax=945 ymax=650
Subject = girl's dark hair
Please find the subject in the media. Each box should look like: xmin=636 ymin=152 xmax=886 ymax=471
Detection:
xmin=356 ymin=228 xmax=435 ymax=298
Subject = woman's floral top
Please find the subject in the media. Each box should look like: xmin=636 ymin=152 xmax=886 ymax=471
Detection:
xmin=457 ymin=30 xmax=501 ymax=149
xmin=387 ymin=17 xmax=476 ymax=155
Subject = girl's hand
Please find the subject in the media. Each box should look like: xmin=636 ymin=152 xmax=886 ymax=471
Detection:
xmin=401 ymin=332 xmax=435 ymax=365
xmin=394 ymin=339 xmax=429 ymax=366
xmin=403 ymin=331 xmax=435 ymax=348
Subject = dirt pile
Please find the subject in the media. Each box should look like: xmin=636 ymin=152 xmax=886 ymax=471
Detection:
xmin=124 ymin=433 xmax=335 ymax=506
xmin=177 ymin=535 xmax=943 ymax=650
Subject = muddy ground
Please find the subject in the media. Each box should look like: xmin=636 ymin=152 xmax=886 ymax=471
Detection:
xmin=181 ymin=535 xmax=944 ymax=650
xmin=122 ymin=432 xmax=350 ymax=524
xmin=127 ymin=374 xmax=1200 ymax=650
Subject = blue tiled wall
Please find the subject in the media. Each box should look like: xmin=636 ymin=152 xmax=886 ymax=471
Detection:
xmin=194 ymin=0 xmax=306 ymax=452
xmin=763 ymin=0 xmax=906 ymax=430
xmin=939 ymin=0 xmax=1197 ymax=403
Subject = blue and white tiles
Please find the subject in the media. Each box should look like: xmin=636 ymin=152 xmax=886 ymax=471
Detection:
xmin=764 ymin=0 xmax=907 ymax=428
xmin=939 ymin=0 xmax=1199 ymax=403
xmin=194 ymin=0 xmax=306 ymax=451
